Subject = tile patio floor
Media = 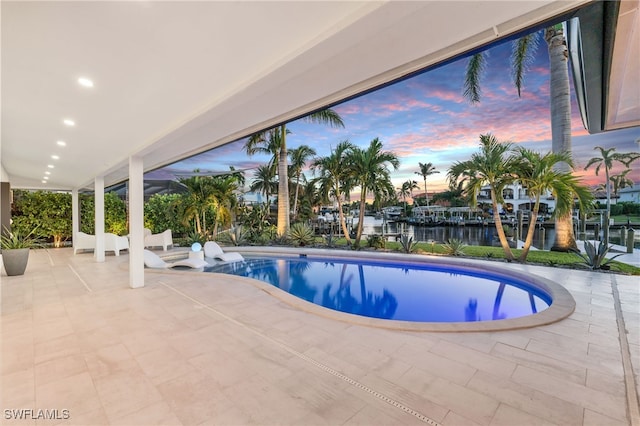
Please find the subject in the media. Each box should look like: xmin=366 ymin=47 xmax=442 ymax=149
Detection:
xmin=1 ymin=247 xmax=638 ymax=425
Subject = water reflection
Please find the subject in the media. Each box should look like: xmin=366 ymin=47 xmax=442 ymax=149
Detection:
xmin=207 ymin=256 xmax=550 ymax=322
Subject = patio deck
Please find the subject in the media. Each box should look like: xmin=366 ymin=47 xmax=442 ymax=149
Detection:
xmin=1 ymin=247 xmax=638 ymax=425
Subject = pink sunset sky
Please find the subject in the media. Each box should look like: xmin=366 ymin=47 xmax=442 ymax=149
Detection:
xmin=148 ymin=32 xmax=640 ymax=198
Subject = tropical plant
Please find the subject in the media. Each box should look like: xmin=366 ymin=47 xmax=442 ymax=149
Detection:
xmin=366 ymin=234 xmax=386 ymax=249
xmin=0 ymin=226 xmax=43 ymax=249
xmin=311 ymin=140 xmax=355 ymax=245
xmin=609 ymin=169 xmax=634 ymax=200
xmin=415 ymin=162 xmax=439 ymax=206
xmin=573 ymin=240 xmax=624 ymax=270
xmin=288 ymin=145 xmax=317 ymax=219
xmin=250 ymin=165 xmax=278 ymax=209
xmin=144 ymin=193 xmax=189 ymax=236
xmin=246 ymin=109 xmax=344 ymax=237
xmin=185 ymin=230 xmax=207 ymax=246
xmin=348 ymin=138 xmax=400 ymax=248
xmin=584 ymin=146 xmax=640 ymax=243
xmin=220 ymin=225 xmax=249 ymax=247
xmin=398 ymin=180 xmax=419 ymax=214
xmin=442 ymin=238 xmax=467 ymax=256
xmin=447 ymin=134 xmax=517 ymax=260
xmin=288 ymin=222 xmax=315 ymax=247
xmin=399 ymin=233 xmax=417 ymax=253
xmin=513 ymin=147 xmax=593 ymax=261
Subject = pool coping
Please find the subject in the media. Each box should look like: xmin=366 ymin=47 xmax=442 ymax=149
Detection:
xmin=214 ymin=246 xmax=577 ymax=333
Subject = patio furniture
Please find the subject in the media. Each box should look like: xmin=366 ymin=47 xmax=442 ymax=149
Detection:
xmin=105 ymin=233 xmax=129 ymax=256
xmin=144 ymin=228 xmax=173 ymax=251
xmin=74 ymin=232 xmax=96 ymax=254
xmin=143 ymin=249 xmax=208 ymax=269
xmin=203 ymin=241 xmax=244 ymax=263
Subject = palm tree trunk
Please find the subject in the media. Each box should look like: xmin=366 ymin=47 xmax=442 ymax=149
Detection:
xmin=519 ymin=196 xmax=540 ymax=262
xmin=491 ymin=189 xmax=514 ymax=260
xmin=277 ymin=125 xmax=290 ymax=236
xmin=293 ymin=173 xmax=301 ymax=220
xmin=335 ymin=191 xmax=352 ymax=245
xmin=604 ymin=168 xmax=611 ymax=243
xmin=424 ymin=178 xmax=428 ymax=206
xmin=355 ymin=188 xmax=367 ymax=248
xmin=546 ymin=25 xmax=576 ymax=252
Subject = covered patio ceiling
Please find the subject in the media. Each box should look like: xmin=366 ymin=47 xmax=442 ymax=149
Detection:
xmin=2 ymin=1 xmax=635 ymax=192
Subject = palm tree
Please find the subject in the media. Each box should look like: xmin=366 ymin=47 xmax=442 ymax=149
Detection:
xmin=463 ymin=26 xmax=578 ymax=251
xmin=448 ymin=134 xmax=517 ymax=261
xmin=348 ymin=138 xmax=400 ymax=248
xmin=244 ymin=129 xmax=283 ymax=172
xmin=311 ymin=141 xmax=355 ymax=244
xmin=415 ymin=162 xmax=439 ymax=206
xmin=250 ymin=165 xmax=277 ymax=209
xmin=208 ymin=174 xmax=240 ymax=237
xmin=584 ymin=146 xmax=640 ymax=242
xmin=288 ymin=145 xmax=317 ymax=219
xmin=513 ymin=147 xmax=593 ymax=261
xmin=610 ymin=169 xmax=634 ymax=202
xmin=248 ymin=109 xmax=344 ymax=237
xmin=178 ymin=174 xmax=218 ymax=235
xmin=398 ymin=180 xmax=419 ymax=214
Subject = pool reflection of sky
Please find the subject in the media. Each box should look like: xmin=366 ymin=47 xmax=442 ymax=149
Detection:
xmin=207 ymin=256 xmax=550 ymax=323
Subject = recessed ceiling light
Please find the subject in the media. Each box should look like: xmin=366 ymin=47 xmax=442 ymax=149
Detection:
xmin=45 ymin=171 xmax=51 ymax=175
xmin=57 ymin=140 xmax=66 ymax=147
xmin=78 ymin=77 xmax=94 ymax=88
xmin=42 ymin=180 xmax=47 ymax=184
xmin=43 ymin=176 xmax=49 ymax=180
xmin=51 ymin=155 xmax=60 ymax=160
xmin=47 ymin=164 xmax=54 ymax=169
xmin=63 ymin=119 xmax=75 ymax=126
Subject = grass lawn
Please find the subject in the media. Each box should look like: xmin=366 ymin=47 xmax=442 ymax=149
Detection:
xmin=315 ymin=237 xmax=640 ymax=275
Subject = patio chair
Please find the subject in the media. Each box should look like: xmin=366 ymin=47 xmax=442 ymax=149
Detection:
xmin=144 ymin=228 xmax=173 ymax=251
xmin=203 ymin=241 xmax=244 ymax=263
xmin=74 ymin=232 xmax=96 ymax=254
xmin=105 ymin=233 xmax=129 ymax=256
xmin=143 ymin=249 xmax=208 ymax=269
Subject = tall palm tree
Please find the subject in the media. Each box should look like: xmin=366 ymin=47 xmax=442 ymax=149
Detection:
xmin=244 ymin=129 xmax=283 ymax=172
xmin=415 ymin=162 xmax=439 ymax=206
xmin=348 ymin=138 xmax=400 ymax=248
xmin=448 ymin=134 xmax=517 ymax=261
xmin=584 ymin=146 xmax=640 ymax=242
xmin=288 ymin=145 xmax=317 ymax=219
xmin=178 ymin=174 xmax=218 ymax=235
xmin=248 ymin=109 xmax=344 ymax=237
xmin=250 ymin=165 xmax=277 ymax=208
xmin=463 ymin=26 xmax=578 ymax=251
xmin=513 ymin=147 xmax=593 ymax=261
xmin=311 ymin=141 xmax=355 ymax=244
xmin=208 ymin=174 xmax=240 ymax=237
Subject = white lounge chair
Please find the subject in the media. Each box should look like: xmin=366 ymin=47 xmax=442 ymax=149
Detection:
xmin=143 ymin=249 xmax=208 ymax=269
xmin=144 ymin=228 xmax=173 ymax=251
xmin=74 ymin=231 xmax=96 ymax=254
xmin=203 ymin=241 xmax=244 ymax=263
xmin=105 ymin=233 xmax=129 ymax=256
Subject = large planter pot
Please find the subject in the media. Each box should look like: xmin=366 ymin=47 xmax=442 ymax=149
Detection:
xmin=2 ymin=248 xmax=30 ymax=276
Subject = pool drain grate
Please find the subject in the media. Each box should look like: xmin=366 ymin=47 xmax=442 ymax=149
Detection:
xmin=160 ymin=281 xmax=441 ymax=426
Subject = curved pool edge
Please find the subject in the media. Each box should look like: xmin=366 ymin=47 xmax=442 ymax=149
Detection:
xmin=221 ymin=246 xmax=576 ymax=332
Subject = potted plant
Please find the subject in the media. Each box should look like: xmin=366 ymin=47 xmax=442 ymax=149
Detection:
xmin=1 ymin=227 xmax=42 ymax=276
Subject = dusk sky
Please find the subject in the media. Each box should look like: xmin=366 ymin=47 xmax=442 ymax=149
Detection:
xmin=147 ymin=31 xmax=640 ymax=197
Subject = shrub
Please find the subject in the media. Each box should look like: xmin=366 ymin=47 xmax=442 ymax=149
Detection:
xmin=573 ymin=240 xmax=624 ymax=270
xmin=442 ymin=238 xmax=467 ymax=256
xmin=288 ymin=222 xmax=315 ymax=247
xmin=367 ymin=234 xmax=386 ymax=249
xmin=399 ymin=233 xmax=417 ymax=253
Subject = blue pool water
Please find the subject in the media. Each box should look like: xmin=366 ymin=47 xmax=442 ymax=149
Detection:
xmin=206 ymin=255 xmax=551 ymax=323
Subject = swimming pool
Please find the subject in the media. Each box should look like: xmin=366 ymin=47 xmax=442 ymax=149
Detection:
xmin=205 ymin=250 xmax=561 ymax=326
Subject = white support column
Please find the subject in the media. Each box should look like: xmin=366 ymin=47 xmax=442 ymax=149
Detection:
xmin=129 ymin=156 xmax=144 ymax=288
xmin=72 ymin=189 xmax=79 ymax=248
xmin=95 ymin=176 xmax=105 ymax=262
